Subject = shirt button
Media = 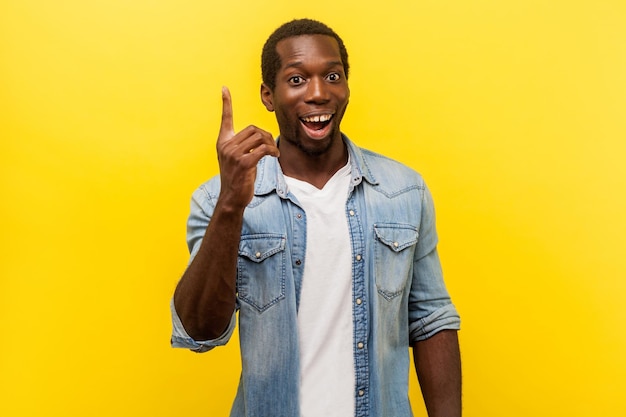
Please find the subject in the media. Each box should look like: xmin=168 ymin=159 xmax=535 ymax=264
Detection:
xmin=295 ymin=259 xmax=302 ymax=266
xmin=393 ymin=241 xmax=399 ymax=248
xmin=357 ymin=342 xmax=364 ymax=349
xmin=296 ymin=213 xmax=302 ymax=219
xmin=356 ymin=298 xmax=362 ymax=305
xmin=358 ymin=389 xmax=364 ymax=397
xmin=255 ymin=252 xmax=261 ymax=259
xmin=349 ymin=210 xmax=355 ymax=216
xmin=355 ymin=254 xmax=362 ymax=261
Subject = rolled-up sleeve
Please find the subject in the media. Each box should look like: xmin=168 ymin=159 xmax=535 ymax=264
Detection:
xmin=170 ymin=298 xmax=236 ymax=353
xmin=408 ymin=183 xmax=460 ymax=343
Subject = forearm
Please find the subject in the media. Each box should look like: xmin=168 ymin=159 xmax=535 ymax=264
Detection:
xmin=173 ymin=86 xmax=279 ymax=342
xmin=173 ymin=202 xmax=244 ymax=340
xmin=413 ymin=330 xmax=462 ymax=417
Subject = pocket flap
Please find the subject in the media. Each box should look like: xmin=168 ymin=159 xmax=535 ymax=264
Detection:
xmin=239 ymin=234 xmax=286 ymax=262
xmin=373 ymin=224 xmax=418 ymax=252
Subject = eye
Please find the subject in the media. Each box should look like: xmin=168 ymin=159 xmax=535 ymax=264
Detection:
xmin=326 ymin=72 xmax=341 ymax=82
xmin=288 ymin=75 xmax=305 ymax=85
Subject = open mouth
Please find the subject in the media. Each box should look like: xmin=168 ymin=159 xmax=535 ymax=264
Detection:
xmin=300 ymin=114 xmax=334 ymax=134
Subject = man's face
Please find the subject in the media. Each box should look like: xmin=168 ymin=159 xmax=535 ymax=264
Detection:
xmin=261 ymin=34 xmax=350 ymax=157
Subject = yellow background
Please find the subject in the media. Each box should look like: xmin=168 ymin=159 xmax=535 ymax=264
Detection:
xmin=2 ymin=0 xmax=625 ymax=416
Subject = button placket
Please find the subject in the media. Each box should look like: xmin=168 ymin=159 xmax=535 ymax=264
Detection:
xmin=346 ymin=195 xmax=368 ymax=416
xmin=294 ymin=209 xmax=304 ymax=268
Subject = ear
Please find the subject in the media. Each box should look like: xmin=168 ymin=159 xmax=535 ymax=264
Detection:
xmin=260 ymin=83 xmax=274 ymax=112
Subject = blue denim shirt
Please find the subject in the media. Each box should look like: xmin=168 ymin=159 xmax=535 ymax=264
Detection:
xmin=171 ymin=135 xmax=460 ymax=417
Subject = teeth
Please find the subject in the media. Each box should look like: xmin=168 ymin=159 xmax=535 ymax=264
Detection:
xmin=302 ymin=114 xmax=332 ymax=123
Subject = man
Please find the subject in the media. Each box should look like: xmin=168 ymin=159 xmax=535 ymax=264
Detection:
xmin=171 ymin=19 xmax=461 ymax=417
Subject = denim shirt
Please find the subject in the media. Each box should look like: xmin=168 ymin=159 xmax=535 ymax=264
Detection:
xmin=171 ymin=135 xmax=461 ymax=417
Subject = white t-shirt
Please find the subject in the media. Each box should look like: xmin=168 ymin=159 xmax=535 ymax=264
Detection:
xmin=285 ymin=160 xmax=355 ymax=417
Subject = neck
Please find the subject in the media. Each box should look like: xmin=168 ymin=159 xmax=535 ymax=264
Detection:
xmin=278 ymin=135 xmax=348 ymax=189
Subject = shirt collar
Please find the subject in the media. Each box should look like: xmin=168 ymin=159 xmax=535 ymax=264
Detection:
xmin=253 ymin=134 xmax=378 ymax=197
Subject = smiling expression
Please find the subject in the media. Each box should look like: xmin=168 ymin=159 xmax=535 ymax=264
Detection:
xmin=261 ymin=34 xmax=350 ymax=157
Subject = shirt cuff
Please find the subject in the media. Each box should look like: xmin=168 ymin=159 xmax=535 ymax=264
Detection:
xmin=170 ymin=298 xmax=236 ymax=353
xmin=409 ymin=303 xmax=461 ymax=344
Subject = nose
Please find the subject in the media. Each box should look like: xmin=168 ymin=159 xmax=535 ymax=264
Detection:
xmin=304 ymin=76 xmax=330 ymax=103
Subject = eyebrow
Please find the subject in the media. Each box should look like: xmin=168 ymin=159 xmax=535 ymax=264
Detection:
xmin=283 ymin=60 xmax=344 ymax=71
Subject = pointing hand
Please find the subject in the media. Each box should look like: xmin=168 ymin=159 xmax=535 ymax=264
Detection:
xmin=215 ymin=87 xmax=279 ymax=210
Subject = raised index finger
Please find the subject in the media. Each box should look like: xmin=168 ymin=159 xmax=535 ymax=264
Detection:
xmin=218 ymin=86 xmax=235 ymax=140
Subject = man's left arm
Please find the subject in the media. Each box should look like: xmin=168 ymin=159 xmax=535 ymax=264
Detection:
xmin=409 ymin=181 xmax=462 ymax=416
xmin=413 ymin=330 xmax=462 ymax=417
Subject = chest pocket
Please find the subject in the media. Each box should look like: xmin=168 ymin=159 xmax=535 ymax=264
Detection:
xmin=373 ymin=223 xmax=419 ymax=300
xmin=237 ymin=234 xmax=286 ymax=312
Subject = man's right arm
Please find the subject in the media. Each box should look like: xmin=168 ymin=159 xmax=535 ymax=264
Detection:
xmin=173 ymin=199 xmax=245 ymax=341
xmin=173 ymin=87 xmax=279 ymax=341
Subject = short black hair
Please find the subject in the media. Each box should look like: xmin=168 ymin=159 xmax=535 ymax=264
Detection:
xmin=261 ymin=19 xmax=350 ymax=91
